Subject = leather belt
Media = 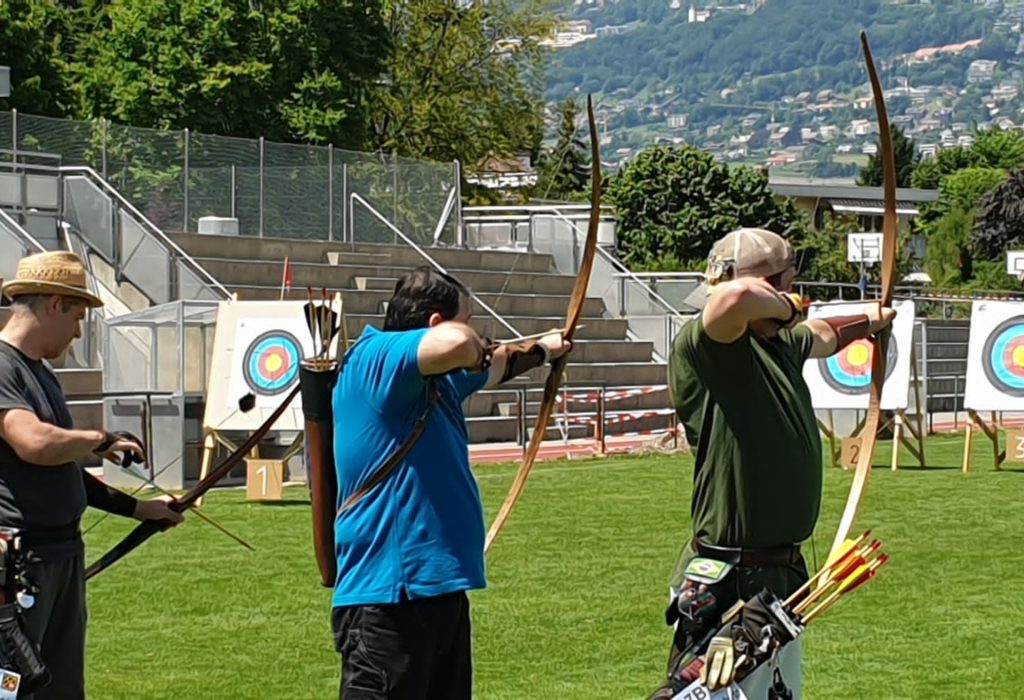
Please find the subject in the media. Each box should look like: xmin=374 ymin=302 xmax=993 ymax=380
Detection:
xmin=692 ymin=537 xmax=801 ymax=568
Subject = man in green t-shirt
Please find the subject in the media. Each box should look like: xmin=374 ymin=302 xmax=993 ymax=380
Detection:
xmin=649 ymin=228 xmax=894 ymax=698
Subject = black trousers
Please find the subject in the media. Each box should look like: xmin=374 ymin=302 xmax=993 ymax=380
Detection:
xmin=332 ymin=591 xmax=472 ymax=700
xmin=20 ymin=554 xmax=86 ymax=700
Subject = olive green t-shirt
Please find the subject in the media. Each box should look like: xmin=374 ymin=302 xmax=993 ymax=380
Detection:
xmin=668 ymin=316 xmax=822 ymax=553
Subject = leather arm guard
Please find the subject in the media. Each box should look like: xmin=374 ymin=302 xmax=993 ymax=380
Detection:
xmin=822 ymin=314 xmax=872 ymax=353
xmin=497 ymin=341 xmax=550 ymax=384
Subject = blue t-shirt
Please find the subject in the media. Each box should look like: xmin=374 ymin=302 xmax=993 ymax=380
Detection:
xmin=331 ymin=325 xmax=490 ymax=607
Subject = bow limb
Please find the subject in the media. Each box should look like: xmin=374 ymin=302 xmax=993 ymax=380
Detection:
xmin=483 ymin=94 xmax=602 ymax=553
xmin=85 ymin=383 xmax=301 ymax=581
xmin=828 ymin=31 xmax=898 ymax=559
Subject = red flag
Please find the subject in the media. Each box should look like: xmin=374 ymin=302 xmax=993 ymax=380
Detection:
xmin=280 ymin=257 xmax=293 ymax=300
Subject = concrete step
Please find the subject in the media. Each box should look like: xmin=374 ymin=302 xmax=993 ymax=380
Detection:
xmin=926 ymin=342 xmax=969 ymax=360
xmin=927 ymin=377 xmax=965 ymax=395
xmin=229 ymin=285 xmax=609 ymax=318
xmin=337 ymin=314 xmax=628 ymax=343
xmin=195 ymin=258 xmax=579 ymax=296
xmin=67 ymin=401 xmax=103 ymax=432
xmin=171 ymin=233 xmax=555 ymax=273
xmin=326 ymin=250 xmax=554 ymax=274
xmin=54 ymin=368 xmax=103 ymax=395
xmin=925 ymin=359 xmax=966 ymax=375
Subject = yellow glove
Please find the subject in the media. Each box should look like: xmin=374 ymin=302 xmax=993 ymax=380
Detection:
xmin=699 ymin=635 xmax=736 ymax=690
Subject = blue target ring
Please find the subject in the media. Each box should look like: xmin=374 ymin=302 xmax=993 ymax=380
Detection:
xmin=818 ymin=336 xmax=898 ymax=395
xmin=982 ymin=317 xmax=1024 ymax=396
xmin=242 ymin=330 xmax=302 ymax=396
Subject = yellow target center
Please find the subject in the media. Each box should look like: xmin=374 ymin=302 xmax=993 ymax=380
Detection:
xmin=1013 ymin=346 xmax=1024 ymax=368
xmin=264 ymin=353 xmax=284 ymax=374
xmin=848 ymin=343 xmax=871 ymax=367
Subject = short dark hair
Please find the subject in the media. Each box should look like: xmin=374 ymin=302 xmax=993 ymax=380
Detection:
xmin=10 ymin=294 xmax=83 ymax=314
xmin=383 ymin=267 xmax=469 ymax=331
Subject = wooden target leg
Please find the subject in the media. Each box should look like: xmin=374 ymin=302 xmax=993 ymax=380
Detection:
xmin=195 ymin=431 xmax=217 ymax=508
xmin=962 ymin=411 xmax=975 ymax=474
xmin=891 ymin=414 xmax=902 ymax=472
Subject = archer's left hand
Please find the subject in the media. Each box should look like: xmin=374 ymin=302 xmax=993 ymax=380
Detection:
xmin=133 ymin=495 xmax=185 ymax=526
xmin=538 ymin=329 xmax=573 ymax=361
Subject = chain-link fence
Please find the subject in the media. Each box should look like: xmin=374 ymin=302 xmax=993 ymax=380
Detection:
xmin=2 ymin=110 xmax=460 ymax=244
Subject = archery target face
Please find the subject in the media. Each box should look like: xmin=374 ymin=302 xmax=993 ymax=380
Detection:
xmin=819 ymin=336 xmax=898 ymax=395
xmin=965 ymin=302 xmax=1024 ymax=410
xmin=982 ymin=317 xmax=1024 ymax=396
xmin=204 ymin=301 xmax=335 ymax=433
xmin=802 ymin=299 xmax=915 ymax=410
xmin=242 ymin=330 xmax=302 ymax=396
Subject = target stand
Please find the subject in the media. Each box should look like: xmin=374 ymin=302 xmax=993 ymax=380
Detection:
xmin=806 ymin=301 xmax=924 ymax=471
xmin=198 ymin=298 xmax=341 ymax=500
xmin=961 ymin=411 xmax=1006 ymax=473
xmin=961 ymin=302 xmax=1024 ymax=473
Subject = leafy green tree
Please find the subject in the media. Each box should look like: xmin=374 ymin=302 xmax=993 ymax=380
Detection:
xmin=367 ymin=0 xmax=553 ymax=166
xmin=533 ymin=97 xmax=591 ymax=201
xmin=911 ymin=147 xmax=985 ymax=189
xmin=972 ymin=167 xmax=1024 ymax=260
xmin=918 ymin=167 xmax=1006 ymax=286
xmin=857 ymin=125 xmax=919 ymax=188
xmin=606 ymin=144 xmax=804 ymax=269
xmin=0 ymin=1 xmax=78 ymax=115
xmin=70 ymin=0 xmax=389 ymax=150
xmin=970 ymin=127 xmax=1024 ymax=171
xmin=924 ymin=207 xmax=974 ymax=286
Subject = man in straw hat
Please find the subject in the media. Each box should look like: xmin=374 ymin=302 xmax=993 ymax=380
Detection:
xmin=649 ymin=228 xmax=895 ymax=698
xmin=0 ymin=251 xmax=183 ymax=699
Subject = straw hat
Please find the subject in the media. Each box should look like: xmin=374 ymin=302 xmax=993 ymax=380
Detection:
xmin=1 ymin=251 xmax=103 ymax=307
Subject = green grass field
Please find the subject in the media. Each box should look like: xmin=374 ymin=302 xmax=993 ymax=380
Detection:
xmin=82 ymin=433 xmax=1024 ymax=698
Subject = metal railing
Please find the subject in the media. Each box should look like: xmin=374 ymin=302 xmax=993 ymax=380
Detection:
xmin=350 ymin=193 xmax=519 ymax=337
xmin=3 ymin=109 xmax=459 ymax=243
xmin=0 ymin=160 xmax=230 ymax=308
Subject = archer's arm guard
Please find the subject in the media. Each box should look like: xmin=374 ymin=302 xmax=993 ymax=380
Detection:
xmin=822 ymin=314 xmax=872 ymax=353
xmin=496 ymin=341 xmax=551 ymax=383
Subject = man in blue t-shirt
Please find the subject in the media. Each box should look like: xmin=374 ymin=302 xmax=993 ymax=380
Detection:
xmin=330 ymin=266 xmax=571 ymax=699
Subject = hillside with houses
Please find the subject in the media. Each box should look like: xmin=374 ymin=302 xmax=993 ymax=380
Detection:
xmin=542 ymin=0 xmax=1024 ymax=176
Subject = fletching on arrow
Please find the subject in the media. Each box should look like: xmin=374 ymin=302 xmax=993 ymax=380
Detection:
xmin=238 ymin=392 xmax=257 ymax=413
xmin=824 ymin=531 xmax=870 ymax=569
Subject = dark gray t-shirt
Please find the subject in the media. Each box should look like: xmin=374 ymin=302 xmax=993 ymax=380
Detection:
xmin=0 ymin=340 xmax=87 ymax=558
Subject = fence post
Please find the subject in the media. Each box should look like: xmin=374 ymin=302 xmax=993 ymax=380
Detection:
xmin=10 ymin=108 xmax=16 ymax=165
xmin=230 ymin=165 xmax=237 ymax=219
xmin=392 ymin=151 xmax=399 ymax=244
xmin=518 ymin=389 xmax=527 ymax=453
xmin=101 ymin=118 xmax=108 ymax=179
xmin=596 ymin=388 xmax=607 ymax=455
xmin=258 ymin=136 xmax=265 ymax=238
xmin=327 ymin=144 xmax=334 ymax=241
xmin=454 ymin=160 xmax=464 ymax=248
xmin=183 ymin=127 xmax=190 ymax=232
xmin=342 ymin=162 xmax=349 ymax=243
